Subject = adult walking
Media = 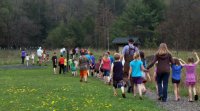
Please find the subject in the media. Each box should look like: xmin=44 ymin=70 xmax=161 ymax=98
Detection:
xmin=147 ymin=43 xmax=174 ymax=102
xmin=37 ymin=47 xmax=43 ymax=65
xmin=21 ymin=49 xmax=26 ymax=64
xmin=122 ymin=39 xmax=139 ymax=92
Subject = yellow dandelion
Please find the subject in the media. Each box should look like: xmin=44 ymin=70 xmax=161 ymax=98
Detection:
xmin=51 ymin=101 xmax=55 ymax=105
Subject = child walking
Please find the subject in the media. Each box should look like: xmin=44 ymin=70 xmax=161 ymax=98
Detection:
xmin=110 ymin=53 xmax=126 ymax=98
xmin=21 ymin=49 xmax=26 ymax=64
xmin=128 ymin=52 xmax=147 ymax=100
xmin=64 ymin=58 xmax=67 ymax=73
xmin=90 ymin=52 xmax=96 ymax=77
xmin=179 ymin=52 xmax=199 ymax=102
xmin=171 ymin=58 xmax=183 ymax=101
xmin=52 ymin=52 xmax=57 ymax=74
xmin=100 ymin=53 xmax=111 ymax=84
xmin=79 ymin=51 xmax=89 ymax=82
xmin=153 ymin=63 xmax=158 ymax=97
xmin=26 ymin=54 xmax=30 ymax=67
xmin=140 ymin=51 xmax=151 ymax=94
xmin=71 ymin=59 xmax=78 ymax=76
xmin=68 ymin=58 xmax=72 ymax=71
xmin=31 ymin=52 xmax=35 ymax=65
xmin=94 ymin=56 xmax=102 ymax=78
xmin=58 ymin=55 xmax=65 ymax=74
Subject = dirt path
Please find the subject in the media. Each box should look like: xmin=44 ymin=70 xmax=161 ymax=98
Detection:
xmin=145 ymin=90 xmax=200 ymax=111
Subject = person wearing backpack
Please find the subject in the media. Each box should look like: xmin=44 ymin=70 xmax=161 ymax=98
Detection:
xmin=122 ymin=39 xmax=139 ymax=93
xmin=79 ymin=51 xmax=89 ymax=83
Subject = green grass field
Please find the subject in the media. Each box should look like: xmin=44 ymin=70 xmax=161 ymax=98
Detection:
xmin=0 ymin=50 xmax=21 ymax=65
xmin=0 ymin=67 xmax=162 ymax=111
xmin=1 ymin=49 xmax=200 ymax=110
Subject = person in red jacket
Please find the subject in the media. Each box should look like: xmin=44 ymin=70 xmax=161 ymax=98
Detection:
xmin=59 ymin=55 xmax=65 ymax=74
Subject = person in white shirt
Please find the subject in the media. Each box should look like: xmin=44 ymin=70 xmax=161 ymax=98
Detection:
xmin=31 ymin=52 xmax=35 ymax=65
xmin=60 ymin=48 xmax=66 ymax=55
xmin=37 ymin=47 xmax=43 ymax=65
xmin=26 ymin=54 xmax=30 ymax=67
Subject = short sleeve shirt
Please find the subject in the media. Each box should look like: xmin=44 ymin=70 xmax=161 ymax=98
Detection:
xmin=52 ymin=56 xmax=57 ymax=64
xmin=85 ymin=54 xmax=91 ymax=61
xmin=59 ymin=57 xmax=65 ymax=65
xmin=90 ymin=55 xmax=95 ymax=64
xmin=109 ymin=55 xmax=115 ymax=64
xmin=26 ymin=56 xmax=30 ymax=61
xmin=130 ymin=60 xmax=143 ymax=77
xmin=171 ymin=65 xmax=182 ymax=80
xmin=102 ymin=59 xmax=111 ymax=70
xmin=184 ymin=64 xmax=197 ymax=83
xmin=37 ymin=49 xmax=43 ymax=57
xmin=21 ymin=51 xmax=26 ymax=57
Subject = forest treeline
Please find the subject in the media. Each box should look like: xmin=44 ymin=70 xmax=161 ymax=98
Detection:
xmin=0 ymin=0 xmax=200 ymax=50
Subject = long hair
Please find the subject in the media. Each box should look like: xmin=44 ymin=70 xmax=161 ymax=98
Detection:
xmin=139 ymin=51 xmax=145 ymax=59
xmin=103 ymin=53 xmax=109 ymax=59
xmin=156 ymin=43 xmax=171 ymax=55
xmin=134 ymin=52 xmax=140 ymax=60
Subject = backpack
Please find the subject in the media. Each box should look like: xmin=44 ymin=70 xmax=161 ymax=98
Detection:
xmin=124 ymin=46 xmax=136 ymax=62
xmin=79 ymin=56 xmax=88 ymax=70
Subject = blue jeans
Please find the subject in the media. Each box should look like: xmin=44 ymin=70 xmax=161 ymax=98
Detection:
xmin=103 ymin=70 xmax=110 ymax=76
xmin=156 ymin=72 xmax=170 ymax=101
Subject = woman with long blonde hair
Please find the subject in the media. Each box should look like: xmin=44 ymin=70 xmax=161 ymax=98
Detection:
xmin=156 ymin=43 xmax=171 ymax=55
xmin=147 ymin=43 xmax=174 ymax=102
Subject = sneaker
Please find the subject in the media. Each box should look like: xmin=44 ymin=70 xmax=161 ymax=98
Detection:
xmin=162 ymin=98 xmax=167 ymax=102
xmin=127 ymin=86 xmax=132 ymax=93
xmin=80 ymin=79 xmax=83 ymax=82
xmin=122 ymin=93 xmax=126 ymax=98
xmin=114 ymin=92 xmax=117 ymax=96
xmin=175 ymin=98 xmax=180 ymax=101
xmin=188 ymin=100 xmax=194 ymax=102
xmin=143 ymin=90 xmax=147 ymax=95
xmin=162 ymin=100 xmax=167 ymax=102
xmin=194 ymin=95 xmax=198 ymax=101
xmin=158 ymin=96 xmax=163 ymax=101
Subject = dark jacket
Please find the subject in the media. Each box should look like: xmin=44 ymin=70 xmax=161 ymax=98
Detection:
xmin=147 ymin=53 xmax=174 ymax=74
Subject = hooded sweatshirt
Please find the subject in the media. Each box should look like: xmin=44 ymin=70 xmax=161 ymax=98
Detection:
xmin=147 ymin=53 xmax=174 ymax=74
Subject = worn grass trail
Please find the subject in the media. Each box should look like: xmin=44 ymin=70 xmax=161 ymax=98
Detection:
xmin=0 ymin=66 xmax=162 ymax=111
xmin=145 ymin=89 xmax=200 ymax=111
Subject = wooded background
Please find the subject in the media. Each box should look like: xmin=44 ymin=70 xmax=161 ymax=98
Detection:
xmin=0 ymin=0 xmax=200 ymax=50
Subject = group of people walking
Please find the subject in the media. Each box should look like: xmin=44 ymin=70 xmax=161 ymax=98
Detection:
xmin=21 ymin=40 xmax=199 ymax=102
xmin=120 ymin=40 xmax=199 ymax=102
xmin=72 ymin=39 xmax=199 ymax=102
xmin=21 ymin=47 xmax=50 ymax=67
